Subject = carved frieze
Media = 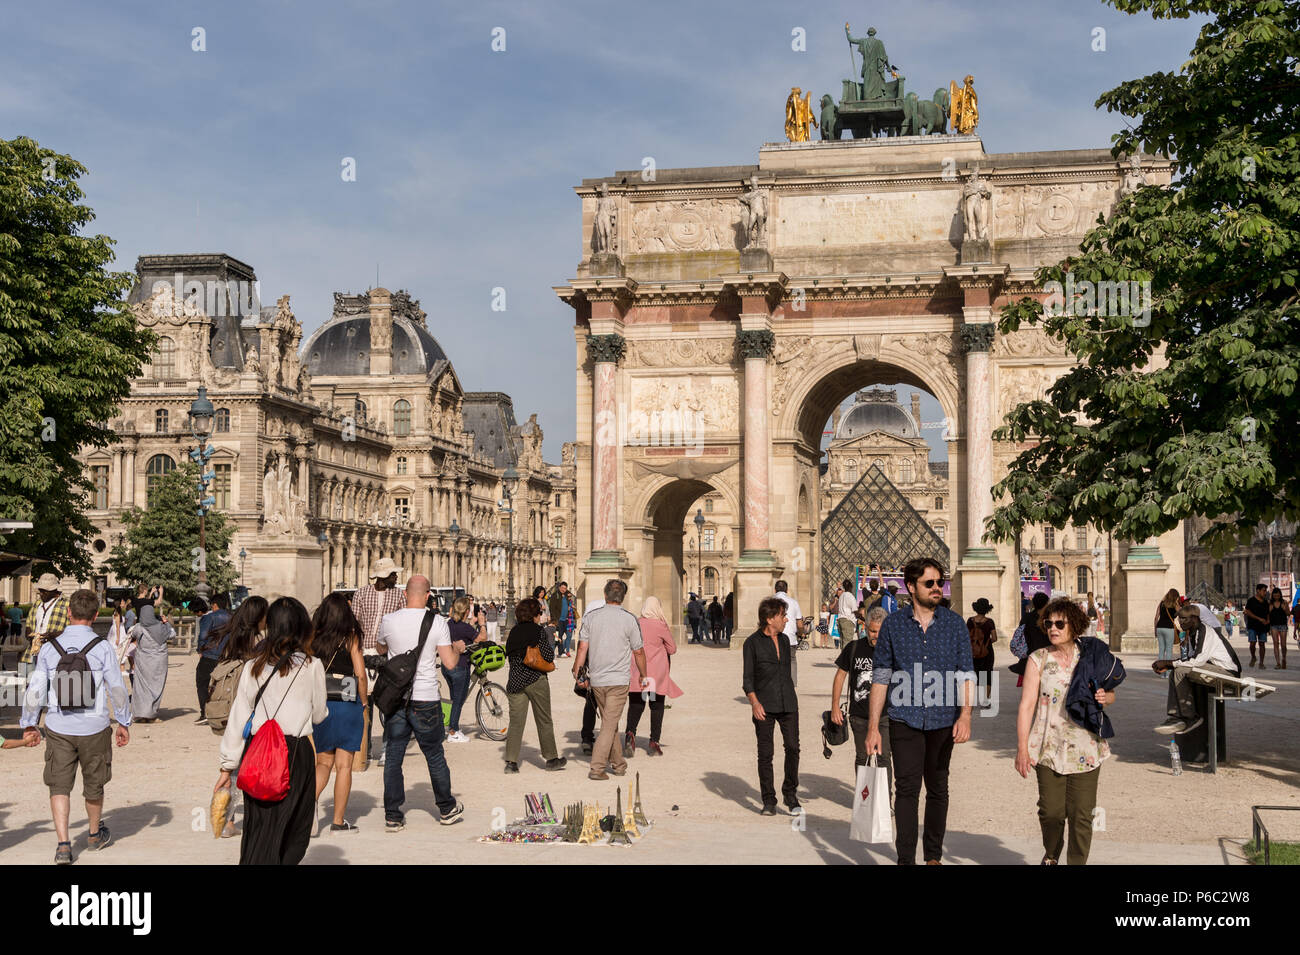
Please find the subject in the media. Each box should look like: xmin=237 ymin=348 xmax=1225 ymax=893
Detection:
xmin=628 ymin=198 xmax=740 ymax=254
xmin=628 ymin=376 xmax=739 ymax=437
xmin=993 ymin=324 xmax=1071 ymax=358
xmin=993 ymin=182 xmax=1117 ymax=239
xmin=625 ymin=337 xmax=734 ymax=368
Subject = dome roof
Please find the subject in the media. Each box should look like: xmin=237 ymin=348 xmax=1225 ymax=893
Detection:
xmin=836 ymin=390 xmax=918 ymax=440
xmin=302 ymin=313 xmax=447 ymax=377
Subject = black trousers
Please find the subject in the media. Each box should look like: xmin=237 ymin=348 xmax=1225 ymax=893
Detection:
xmin=889 ymin=720 xmax=955 ymax=864
xmin=972 ymin=653 xmax=994 ymax=703
xmin=239 ymin=735 xmax=316 ymax=865
xmin=625 ymin=692 xmax=665 ymax=742
xmin=195 ymin=657 xmax=217 ymax=718
xmin=753 ymin=710 xmax=799 ymax=808
xmin=581 ymin=692 xmax=597 ymax=744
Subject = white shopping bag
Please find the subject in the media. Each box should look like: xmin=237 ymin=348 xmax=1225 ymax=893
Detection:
xmin=849 ymin=756 xmax=892 ymax=844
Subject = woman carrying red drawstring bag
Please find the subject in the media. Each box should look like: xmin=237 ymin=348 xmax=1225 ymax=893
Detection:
xmin=215 ymin=597 xmax=327 ymax=865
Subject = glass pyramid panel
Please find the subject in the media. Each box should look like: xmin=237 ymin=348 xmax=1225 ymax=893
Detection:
xmin=820 ymin=463 xmax=950 ymax=597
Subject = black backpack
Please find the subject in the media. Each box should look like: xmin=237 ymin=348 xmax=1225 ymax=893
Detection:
xmin=371 ymin=610 xmax=437 ymax=719
xmin=46 ymin=636 xmax=107 ymax=711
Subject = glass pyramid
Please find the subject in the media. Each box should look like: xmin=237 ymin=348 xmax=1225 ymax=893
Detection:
xmin=820 ymin=463 xmax=950 ymax=596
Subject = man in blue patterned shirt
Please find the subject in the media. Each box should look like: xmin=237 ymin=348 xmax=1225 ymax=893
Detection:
xmin=866 ymin=557 xmax=974 ymax=865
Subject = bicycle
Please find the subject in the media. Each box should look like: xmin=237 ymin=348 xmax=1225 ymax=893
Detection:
xmin=436 ymin=644 xmax=510 ymax=741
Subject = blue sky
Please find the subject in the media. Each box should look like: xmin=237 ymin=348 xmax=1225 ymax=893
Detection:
xmin=3 ymin=0 xmax=1204 ymax=461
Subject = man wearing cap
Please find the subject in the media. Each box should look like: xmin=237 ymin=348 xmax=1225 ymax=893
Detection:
xmin=21 ymin=574 xmax=69 ymax=679
xmin=353 ymin=558 xmax=406 ymax=768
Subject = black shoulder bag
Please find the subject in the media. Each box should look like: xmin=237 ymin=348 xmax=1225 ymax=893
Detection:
xmin=371 ymin=610 xmax=437 ymax=718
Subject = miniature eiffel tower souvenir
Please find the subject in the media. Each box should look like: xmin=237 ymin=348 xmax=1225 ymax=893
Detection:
xmin=607 ymin=786 xmax=632 ymax=845
xmin=577 ymin=805 xmax=601 ymax=844
xmin=633 ymin=772 xmax=650 ymax=827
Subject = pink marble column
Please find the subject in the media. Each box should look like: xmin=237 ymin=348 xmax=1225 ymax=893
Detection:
xmin=961 ymin=319 xmax=996 ymax=551
xmin=737 ymin=329 xmax=774 ymax=555
xmin=743 ymin=356 xmax=770 ymax=552
xmin=587 ymin=333 xmax=625 ymax=555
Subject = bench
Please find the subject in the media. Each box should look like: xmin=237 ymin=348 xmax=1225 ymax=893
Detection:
xmin=1182 ymin=666 xmax=1278 ymax=773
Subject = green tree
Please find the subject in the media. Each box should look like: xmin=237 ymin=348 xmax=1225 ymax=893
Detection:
xmin=105 ymin=464 xmax=236 ymax=605
xmin=0 ymin=136 xmax=155 ymax=576
xmin=989 ymin=0 xmax=1299 ymax=556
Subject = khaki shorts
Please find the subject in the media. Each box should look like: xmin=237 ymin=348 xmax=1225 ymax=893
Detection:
xmin=43 ymin=726 xmax=113 ymax=799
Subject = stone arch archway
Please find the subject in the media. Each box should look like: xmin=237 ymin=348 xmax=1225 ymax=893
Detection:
xmin=776 ymin=353 xmax=962 ymax=613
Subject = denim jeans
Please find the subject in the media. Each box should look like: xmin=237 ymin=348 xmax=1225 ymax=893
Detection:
xmin=1155 ymin=628 xmax=1176 ymax=662
xmin=557 ymin=624 xmax=572 ymax=656
xmin=383 ymin=699 xmax=457 ymax=822
xmin=443 ymin=664 xmax=471 ymax=733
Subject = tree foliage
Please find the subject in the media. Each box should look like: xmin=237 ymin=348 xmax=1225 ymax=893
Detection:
xmin=0 ymin=136 xmax=155 ymax=576
xmin=105 ymin=464 xmax=236 ymax=605
xmin=989 ymin=0 xmax=1300 ymax=557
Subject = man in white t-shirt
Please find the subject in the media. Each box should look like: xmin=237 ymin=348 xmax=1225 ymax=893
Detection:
xmin=773 ymin=580 xmax=803 ymax=688
xmin=375 ymin=575 xmax=464 ymax=831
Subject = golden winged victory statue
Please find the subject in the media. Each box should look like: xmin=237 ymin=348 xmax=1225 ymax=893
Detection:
xmin=949 ymin=74 xmax=979 ymax=134
xmin=785 ymin=87 xmax=818 ymax=142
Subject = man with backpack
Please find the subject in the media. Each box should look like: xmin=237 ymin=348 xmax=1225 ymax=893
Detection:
xmin=21 ymin=588 xmax=131 ymax=865
xmin=374 ymin=575 xmax=464 ymax=831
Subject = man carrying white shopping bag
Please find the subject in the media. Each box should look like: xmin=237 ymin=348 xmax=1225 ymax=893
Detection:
xmin=850 ymin=755 xmax=892 ymax=843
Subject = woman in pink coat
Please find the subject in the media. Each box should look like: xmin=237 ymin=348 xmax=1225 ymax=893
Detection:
xmin=623 ymin=596 xmax=683 ymax=757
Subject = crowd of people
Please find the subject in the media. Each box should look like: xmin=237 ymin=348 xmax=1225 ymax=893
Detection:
xmin=7 ymin=556 xmax=1297 ymax=867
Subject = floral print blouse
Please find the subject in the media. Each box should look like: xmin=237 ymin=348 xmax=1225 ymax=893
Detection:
xmin=1027 ymin=646 xmax=1110 ymax=774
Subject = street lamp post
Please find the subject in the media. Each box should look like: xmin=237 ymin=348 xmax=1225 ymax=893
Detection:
xmin=1267 ymin=521 xmax=1277 ymax=587
xmin=239 ymin=547 xmax=247 ymax=586
xmin=188 ymin=387 xmax=216 ymax=602
xmin=502 ymin=466 xmax=518 ymax=629
xmin=693 ymin=509 xmax=705 ymax=600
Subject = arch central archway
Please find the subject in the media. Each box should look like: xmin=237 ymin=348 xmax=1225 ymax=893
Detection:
xmin=777 ymin=355 xmax=963 ymax=617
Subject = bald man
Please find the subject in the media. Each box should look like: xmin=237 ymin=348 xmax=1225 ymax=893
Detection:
xmin=375 ymin=574 xmax=464 ymax=830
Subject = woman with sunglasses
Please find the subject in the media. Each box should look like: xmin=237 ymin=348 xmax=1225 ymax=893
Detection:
xmin=1015 ymin=596 xmax=1125 ymax=865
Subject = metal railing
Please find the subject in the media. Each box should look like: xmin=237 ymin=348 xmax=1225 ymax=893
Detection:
xmin=1250 ymin=805 xmax=1300 ymax=865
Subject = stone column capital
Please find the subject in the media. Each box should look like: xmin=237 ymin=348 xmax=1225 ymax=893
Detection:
xmin=585 ymin=333 xmax=627 ymax=366
xmin=959 ymin=323 xmax=996 ymax=354
xmin=736 ymin=328 xmax=776 ymax=361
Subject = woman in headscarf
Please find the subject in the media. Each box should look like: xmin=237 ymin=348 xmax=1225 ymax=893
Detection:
xmin=623 ymin=596 xmax=683 ymax=757
xmin=130 ymin=604 xmax=174 ymax=722
xmin=107 ymin=596 xmax=135 ymax=687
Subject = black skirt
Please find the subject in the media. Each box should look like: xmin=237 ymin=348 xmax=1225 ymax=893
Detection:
xmin=239 ymin=734 xmax=316 ymax=865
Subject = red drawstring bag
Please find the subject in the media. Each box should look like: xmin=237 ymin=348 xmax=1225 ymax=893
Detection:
xmin=237 ymin=657 xmax=303 ymax=802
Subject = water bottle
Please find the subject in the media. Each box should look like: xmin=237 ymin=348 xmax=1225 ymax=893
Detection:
xmin=1169 ymin=739 xmax=1183 ymax=776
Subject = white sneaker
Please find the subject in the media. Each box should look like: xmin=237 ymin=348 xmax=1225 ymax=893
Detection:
xmin=447 ymin=731 xmax=470 ymax=743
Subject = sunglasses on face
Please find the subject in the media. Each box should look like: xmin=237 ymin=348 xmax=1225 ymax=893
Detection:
xmin=1045 ymin=619 xmax=1069 ymax=630
xmin=918 ymin=579 xmax=944 ymax=589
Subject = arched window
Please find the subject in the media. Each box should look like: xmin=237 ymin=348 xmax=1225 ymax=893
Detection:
xmin=154 ymin=408 xmax=169 ymax=433
xmin=393 ymin=399 xmax=411 ymax=436
xmin=154 ymin=337 xmax=175 ymax=379
xmin=146 ymin=454 xmax=175 ymax=504
xmin=215 ymin=408 xmax=231 ymax=432
xmin=1047 ymin=565 xmax=1062 ymax=590
xmin=844 ymin=459 xmax=858 ymax=484
xmin=704 ymin=567 xmax=718 ymax=597
xmin=901 ymin=459 xmax=914 ymax=483
xmin=1076 ymin=566 xmax=1090 ymax=594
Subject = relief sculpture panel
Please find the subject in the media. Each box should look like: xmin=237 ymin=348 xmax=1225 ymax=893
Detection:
xmin=628 ymin=199 xmax=741 ymax=254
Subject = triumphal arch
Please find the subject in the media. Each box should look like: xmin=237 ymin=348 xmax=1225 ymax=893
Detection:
xmin=556 ymin=133 xmax=1184 ymax=645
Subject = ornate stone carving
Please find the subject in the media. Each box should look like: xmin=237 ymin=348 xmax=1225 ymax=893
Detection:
xmin=853 ymin=334 xmax=882 ymax=361
xmin=244 ymin=345 xmax=262 ymax=377
xmin=629 ymin=377 xmax=739 ymax=437
xmin=625 ymin=337 xmax=734 ymax=368
xmin=262 ymin=453 xmax=306 ymax=536
xmin=628 ymin=198 xmax=738 ymax=254
xmin=561 ymin=441 xmax=576 ymax=466
xmin=959 ymin=323 xmax=996 ymax=353
xmin=993 ymin=325 xmax=1071 ymax=358
xmin=586 ymin=333 xmax=626 ymax=366
xmin=736 ymin=329 xmax=775 ymax=360
xmin=998 ymin=366 xmax=1057 ymax=419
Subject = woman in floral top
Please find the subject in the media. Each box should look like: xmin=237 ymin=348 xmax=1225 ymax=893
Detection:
xmin=1015 ymin=596 xmax=1117 ymax=865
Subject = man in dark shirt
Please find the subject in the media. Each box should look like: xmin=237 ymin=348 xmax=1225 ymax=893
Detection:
xmin=686 ymin=594 xmax=704 ymax=644
xmin=743 ymin=597 xmax=800 ymax=816
xmin=194 ymin=593 xmax=232 ymax=725
xmin=1244 ymin=583 xmax=1270 ymax=669
xmin=866 ymin=557 xmax=974 ymax=865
